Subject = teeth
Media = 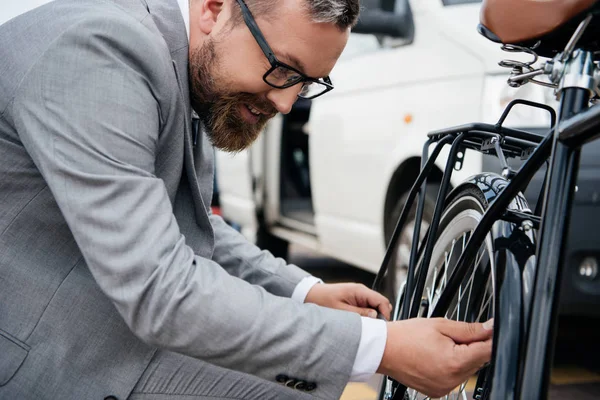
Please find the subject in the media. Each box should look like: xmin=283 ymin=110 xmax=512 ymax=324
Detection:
xmin=247 ymin=105 xmax=261 ymax=116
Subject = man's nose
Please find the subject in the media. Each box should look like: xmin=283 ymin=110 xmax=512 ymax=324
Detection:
xmin=266 ymin=84 xmax=302 ymax=115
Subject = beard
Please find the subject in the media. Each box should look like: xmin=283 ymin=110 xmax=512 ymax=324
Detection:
xmin=189 ymin=38 xmax=277 ymax=153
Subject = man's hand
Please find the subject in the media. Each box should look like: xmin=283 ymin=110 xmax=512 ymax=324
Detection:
xmin=378 ymin=317 xmax=493 ymax=398
xmin=304 ymin=282 xmax=392 ymax=320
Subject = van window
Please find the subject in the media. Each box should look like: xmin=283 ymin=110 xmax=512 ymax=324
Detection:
xmin=337 ymin=33 xmax=382 ymax=61
xmin=442 ymin=0 xmax=481 ymax=5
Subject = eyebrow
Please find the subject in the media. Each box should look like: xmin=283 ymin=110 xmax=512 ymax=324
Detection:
xmin=280 ymin=52 xmax=307 ymax=75
xmin=280 ymin=52 xmax=332 ymax=81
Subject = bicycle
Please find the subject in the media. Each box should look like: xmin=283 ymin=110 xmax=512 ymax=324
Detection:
xmin=371 ymin=1 xmax=600 ymax=399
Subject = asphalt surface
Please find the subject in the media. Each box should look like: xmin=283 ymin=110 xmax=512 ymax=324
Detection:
xmin=287 ymin=244 xmax=600 ymax=400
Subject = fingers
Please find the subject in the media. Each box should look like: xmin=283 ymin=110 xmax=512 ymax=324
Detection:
xmin=342 ymin=305 xmax=378 ymax=318
xmin=437 ymin=318 xmax=493 ymax=344
xmin=454 ymin=338 xmax=493 ymax=372
xmin=353 ymin=284 xmax=393 ymax=320
xmin=310 ymin=282 xmax=393 ymax=319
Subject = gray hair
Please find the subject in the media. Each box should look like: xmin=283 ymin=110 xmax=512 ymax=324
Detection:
xmin=301 ymin=0 xmax=360 ymax=28
xmin=230 ymin=0 xmax=361 ymax=30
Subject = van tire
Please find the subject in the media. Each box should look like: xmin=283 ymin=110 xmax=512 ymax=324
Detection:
xmin=256 ymin=225 xmax=289 ymax=260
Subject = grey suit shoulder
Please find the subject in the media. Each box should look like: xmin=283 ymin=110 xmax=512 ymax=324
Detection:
xmin=0 ymin=1 xmax=362 ymax=399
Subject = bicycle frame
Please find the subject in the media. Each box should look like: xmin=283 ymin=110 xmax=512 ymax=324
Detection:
xmin=372 ymin=59 xmax=600 ymax=398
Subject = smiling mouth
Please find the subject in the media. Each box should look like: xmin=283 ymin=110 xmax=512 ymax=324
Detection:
xmin=246 ymin=104 xmax=262 ymax=116
xmin=239 ymin=103 xmax=261 ymax=124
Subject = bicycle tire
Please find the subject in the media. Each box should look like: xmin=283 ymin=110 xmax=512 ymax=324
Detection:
xmin=378 ymin=173 xmax=536 ymax=400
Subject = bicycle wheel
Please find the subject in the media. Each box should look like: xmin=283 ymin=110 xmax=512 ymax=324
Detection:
xmin=379 ymin=173 xmax=535 ymax=400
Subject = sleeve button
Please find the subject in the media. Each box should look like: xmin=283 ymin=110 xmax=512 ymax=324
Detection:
xmin=285 ymin=379 xmax=296 ymax=388
xmin=305 ymin=382 xmax=317 ymax=392
xmin=276 ymin=374 xmax=288 ymax=383
xmin=104 ymin=397 xmax=119 ymax=400
xmin=294 ymin=380 xmax=307 ymax=390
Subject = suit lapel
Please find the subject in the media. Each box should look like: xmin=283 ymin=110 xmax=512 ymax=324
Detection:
xmin=145 ymin=0 xmax=210 ymax=227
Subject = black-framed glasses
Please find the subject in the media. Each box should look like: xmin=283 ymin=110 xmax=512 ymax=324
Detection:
xmin=235 ymin=0 xmax=334 ymax=99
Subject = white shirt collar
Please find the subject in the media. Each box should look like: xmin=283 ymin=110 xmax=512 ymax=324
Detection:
xmin=177 ymin=0 xmax=197 ymax=118
xmin=176 ymin=0 xmax=190 ymax=39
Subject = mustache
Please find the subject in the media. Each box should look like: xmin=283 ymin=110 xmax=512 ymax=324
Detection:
xmin=224 ymin=92 xmax=278 ymax=118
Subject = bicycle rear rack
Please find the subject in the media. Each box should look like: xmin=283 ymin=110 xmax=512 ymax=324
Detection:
xmin=373 ymin=99 xmax=556 ymax=400
xmin=373 ymin=99 xmax=554 ymax=314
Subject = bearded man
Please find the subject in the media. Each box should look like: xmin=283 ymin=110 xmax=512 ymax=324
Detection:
xmin=0 ymin=0 xmax=492 ymax=399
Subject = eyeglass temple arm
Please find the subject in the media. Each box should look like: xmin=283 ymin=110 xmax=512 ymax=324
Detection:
xmin=236 ymin=0 xmax=333 ymax=88
xmin=236 ymin=0 xmax=278 ymax=64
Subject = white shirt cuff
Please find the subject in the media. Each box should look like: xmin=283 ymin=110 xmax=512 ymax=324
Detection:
xmin=291 ymin=276 xmax=323 ymax=303
xmin=291 ymin=277 xmax=387 ymax=381
xmin=350 ymin=316 xmax=387 ymax=382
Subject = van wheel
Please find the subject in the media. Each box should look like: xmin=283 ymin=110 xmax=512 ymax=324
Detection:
xmin=384 ymin=185 xmax=439 ymax=303
xmin=256 ymin=225 xmax=289 ymax=260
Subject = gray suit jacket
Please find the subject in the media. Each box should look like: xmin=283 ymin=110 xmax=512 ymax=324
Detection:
xmin=0 ymin=0 xmax=362 ymax=399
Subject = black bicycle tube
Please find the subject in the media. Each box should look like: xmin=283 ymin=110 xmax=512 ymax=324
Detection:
xmin=518 ymin=87 xmax=589 ymax=399
xmin=400 ymin=142 xmax=431 ymax=320
xmin=534 ymin=161 xmax=549 ymax=217
xmin=559 ymin=97 xmax=600 ymax=146
xmin=409 ymin=133 xmax=466 ymax=318
xmin=490 ymin=249 xmax=522 ymax=400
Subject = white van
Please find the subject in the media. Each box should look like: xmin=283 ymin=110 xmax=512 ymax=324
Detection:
xmin=0 ymin=1 xmax=51 ymax=25
xmin=214 ymin=0 xmax=565 ymax=294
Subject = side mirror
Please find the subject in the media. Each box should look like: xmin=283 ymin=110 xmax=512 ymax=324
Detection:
xmin=352 ymin=0 xmax=414 ymax=40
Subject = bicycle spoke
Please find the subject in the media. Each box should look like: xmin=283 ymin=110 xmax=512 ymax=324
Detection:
xmin=448 ymin=244 xmax=478 ymax=320
xmin=476 ymin=279 xmax=493 ymax=321
xmin=431 ymin=240 xmax=456 ymax=313
xmin=449 ymin=244 xmax=488 ymax=321
xmin=457 ymin=284 xmax=462 ymax=321
xmin=464 ymin=278 xmax=474 ymax=322
xmin=427 ymin=265 xmax=440 ymax=317
xmin=465 ymin=247 xmax=487 ymax=319
xmin=460 ymin=386 xmax=468 ymax=400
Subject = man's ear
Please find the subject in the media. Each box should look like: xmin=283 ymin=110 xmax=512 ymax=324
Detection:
xmin=194 ymin=0 xmax=225 ymax=35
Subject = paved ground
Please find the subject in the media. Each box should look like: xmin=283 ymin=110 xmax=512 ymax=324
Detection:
xmin=287 ymin=244 xmax=600 ymax=400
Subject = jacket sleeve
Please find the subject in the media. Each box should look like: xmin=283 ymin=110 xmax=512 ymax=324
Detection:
xmin=9 ymin=14 xmax=362 ymax=400
xmin=209 ymin=213 xmax=312 ymax=297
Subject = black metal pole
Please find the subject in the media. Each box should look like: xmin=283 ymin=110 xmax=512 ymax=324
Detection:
xmin=518 ymin=87 xmax=590 ymax=398
xmin=400 ymin=141 xmax=432 ymax=320
xmin=559 ymin=101 xmax=600 ymax=146
xmin=409 ymin=133 xmax=466 ymax=318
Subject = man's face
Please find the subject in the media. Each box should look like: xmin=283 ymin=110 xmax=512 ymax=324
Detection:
xmin=188 ymin=0 xmax=349 ymax=153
